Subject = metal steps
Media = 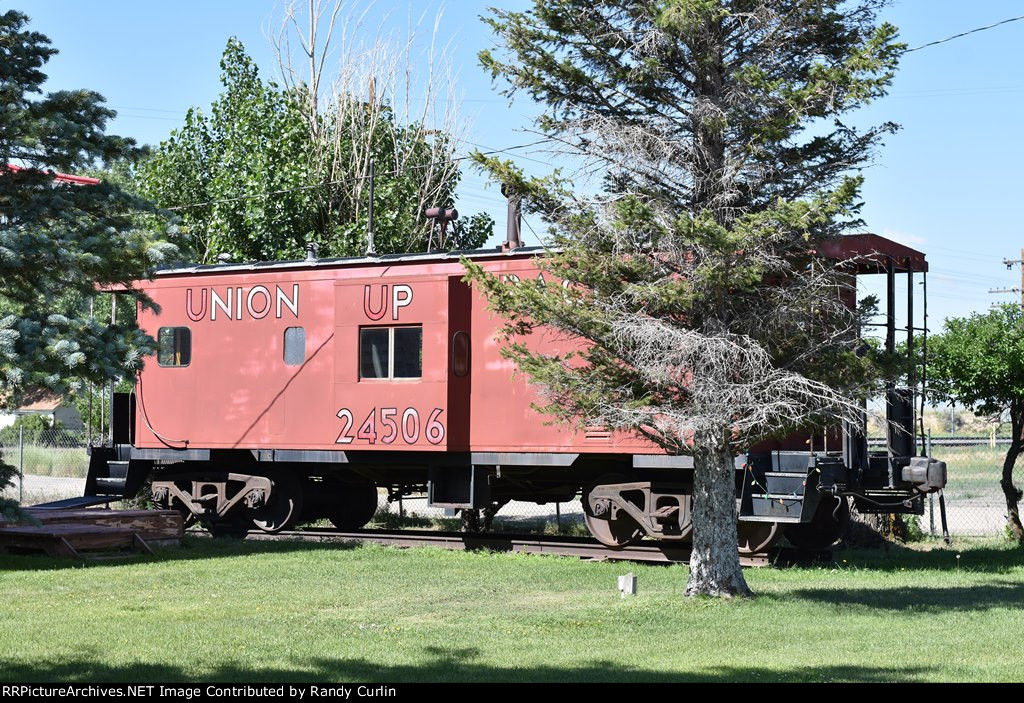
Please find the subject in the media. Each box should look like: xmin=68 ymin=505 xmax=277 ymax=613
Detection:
xmin=70 ymin=447 xmax=150 ymax=506
xmin=31 ymin=496 xmax=121 ymax=510
xmin=95 ymin=461 xmax=127 ymax=494
xmin=747 ymin=467 xmax=807 ymax=523
xmin=34 ymin=454 xmax=140 ymax=509
xmin=34 ymin=451 xmax=135 ymax=510
xmin=740 ymin=451 xmax=845 ymax=525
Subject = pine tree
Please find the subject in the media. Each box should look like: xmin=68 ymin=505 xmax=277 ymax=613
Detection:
xmin=469 ymin=0 xmax=900 ymax=596
xmin=0 ymin=10 xmax=176 ymax=515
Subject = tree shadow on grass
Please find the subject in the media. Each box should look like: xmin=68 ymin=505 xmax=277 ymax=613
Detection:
xmin=818 ymin=542 xmax=1024 ymax=574
xmin=0 ymin=534 xmax=365 ymax=572
xmin=772 ymin=580 xmax=1024 ymax=613
xmin=0 ymin=653 xmax=940 ymax=683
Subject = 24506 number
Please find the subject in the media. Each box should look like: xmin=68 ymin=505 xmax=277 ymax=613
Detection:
xmin=335 ymin=407 xmax=445 ymax=446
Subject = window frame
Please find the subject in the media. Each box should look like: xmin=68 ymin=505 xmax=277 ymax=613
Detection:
xmin=359 ymin=324 xmax=422 ymax=381
xmin=157 ymin=326 xmax=192 ymax=368
xmin=283 ymin=326 xmax=306 ymax=366
xmin=451 ymin=330 xmax=470 ymax=377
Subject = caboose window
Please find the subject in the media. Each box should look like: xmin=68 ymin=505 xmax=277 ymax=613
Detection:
xmin=360 ymin=328 xmax=390 ymax=378
xmin=359 ymin=326 xmax=422 ymax=380
xmin=157 ymin=327 xmax=191 ymax=367
xmin=283 ymin=327 xmax=305 ymax=366
xmin=451 ymin=331 xmax=470 ymax=377
xmin=393 ymin=327 xmax=422 ymax=378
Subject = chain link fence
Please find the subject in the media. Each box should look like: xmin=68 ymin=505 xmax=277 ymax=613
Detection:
xmin=923 ymin=440 xmax=1012 ymax=537
xmin=0 ymin=427 xmax=90 ymax=506
xmin=0 ymin=429 xmax=1014 ymax=538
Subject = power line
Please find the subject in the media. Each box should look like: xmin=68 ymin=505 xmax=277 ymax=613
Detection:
xmin=991 ymin=249 xmax=1024 ymax=308
xmin=521 ymin=214 xmax=547 ymax=246
xmin=163 ymin=138 xmax=556 ymax=212
xmin=459 ymin=137 xmax=555 ymax=167
xmin=113 ymin=113 xmax=188 ymax=123
xmin=905 ymin=14 xmax=1024 ymax=53
xmin=110 ymin=105 xmax=188 ymax=115
xmin=918 ymin=243 xmax=1004 ymax=259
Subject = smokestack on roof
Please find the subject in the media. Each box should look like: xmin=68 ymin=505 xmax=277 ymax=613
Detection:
xmin=501 ymin=183 xmax=523 ymax=252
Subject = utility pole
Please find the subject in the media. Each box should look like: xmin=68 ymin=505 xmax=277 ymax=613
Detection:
xmin=993 ymin=248 xmax=1024 ymax=307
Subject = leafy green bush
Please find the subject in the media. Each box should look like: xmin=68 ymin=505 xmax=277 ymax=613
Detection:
xmin=0 ymin=416 xmax=52 ymax=446
xmin=903 ymin=515 xmax=925 ymax=542
xmin=0 ymin=416 xmax=81 ymax=448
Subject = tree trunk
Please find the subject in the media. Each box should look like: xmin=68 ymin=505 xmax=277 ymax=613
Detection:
xmin=1002 ymin=407 xmax=1024 ymax=542
xmin=850 ymin=511 xmax=906 ymax=544
xmin=686 ymin=434 xmax=751 ymax=598
xmin=999 ymin=461 xmax=1023 ymax=543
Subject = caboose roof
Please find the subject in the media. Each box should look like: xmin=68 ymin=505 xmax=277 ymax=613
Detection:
xmin=153 ymin=245 xmax=549 ymax=278
xmin=150 ymin=232 xmax=925 ymax=278
xmin=819 ymin=233 xmax=928 ymax=274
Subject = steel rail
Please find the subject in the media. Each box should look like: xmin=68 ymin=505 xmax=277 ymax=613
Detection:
xmin=205 ymin=527 xmax=774 ymax=567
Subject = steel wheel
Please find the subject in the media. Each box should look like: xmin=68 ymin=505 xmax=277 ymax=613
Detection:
xmin=736 ymin=521 xmax=782 ymax=555
xmin=583 ymin=511 xmax=645 ymax=549
xmin=583 ymin=474 xmax=645 ymax=549
xmin=326 ymin=481 xmax=379 ymax=531
xmin=250 ymin=474 xmax=304 ymax=533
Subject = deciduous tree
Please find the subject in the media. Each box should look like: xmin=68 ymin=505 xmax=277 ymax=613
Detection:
xmin=929 ymin=305 xmax=1024 ymax=542
xmin=142 ymin=27 xmax=491 ymax=263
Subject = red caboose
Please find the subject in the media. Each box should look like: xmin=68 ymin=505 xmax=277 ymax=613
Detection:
xmin=133 ymin=249 xmax=654 ymax=456
xmin=78 ymin=233 xmax=945 ymax=550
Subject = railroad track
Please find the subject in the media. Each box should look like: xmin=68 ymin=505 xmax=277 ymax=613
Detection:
xmin=202 ymin=526 xmax=790 ymax=567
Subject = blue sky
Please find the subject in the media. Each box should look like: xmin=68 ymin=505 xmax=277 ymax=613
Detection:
xmin=16 ymin=0 xmax=1024 ymax=332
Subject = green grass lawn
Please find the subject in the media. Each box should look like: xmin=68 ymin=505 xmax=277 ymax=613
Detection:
xmin=1 ymin=538 xmax=1022 ymax=682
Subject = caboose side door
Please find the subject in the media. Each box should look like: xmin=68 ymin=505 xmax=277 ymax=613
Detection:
xmin=445 ymin=276 xmax=472 ymax=451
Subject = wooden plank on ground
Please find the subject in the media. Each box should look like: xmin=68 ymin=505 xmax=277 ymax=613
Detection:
xmin=0 ymin=523 xmax=137 ymax=557
xmin=5 ymin=508 xmax=184 ymax=541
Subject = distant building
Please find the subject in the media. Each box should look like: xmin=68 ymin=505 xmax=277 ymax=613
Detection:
xmin=0 ymin=391 xmax=84 ymax=431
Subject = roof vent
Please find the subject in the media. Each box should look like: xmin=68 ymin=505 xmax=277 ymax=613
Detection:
xmin=501 ymin=183 xmax=523 ymax=252
xmin=426 ymin=207 xmax=458 ymax=251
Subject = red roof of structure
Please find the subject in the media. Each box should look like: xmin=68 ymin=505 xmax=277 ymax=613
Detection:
xmin=17 ymin=395 xmax=63 ymax=413
xmin=3 ymin=163 xmax=101 ymax=186
xmin=819 ymin=233 xmax=928 ymax=274
xmin=0 ymin=388 xmax=64 ymax=413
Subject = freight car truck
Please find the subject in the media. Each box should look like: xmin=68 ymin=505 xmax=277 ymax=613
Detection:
xmin=65 ymin=232 xmax=945 ymax=551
